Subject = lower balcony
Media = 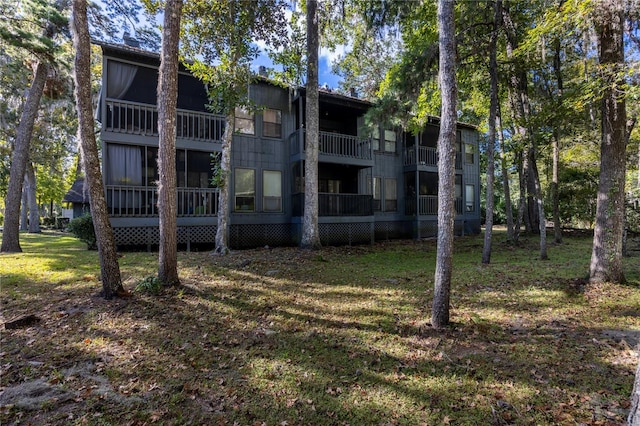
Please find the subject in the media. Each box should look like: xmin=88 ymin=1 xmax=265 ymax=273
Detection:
xmin=405 ymin=196 xmax=464 ymax=215
xmin=293 ymin=193 xmax=373 ymax=217
xmin=106 ymin=185 xmax=219 ymax=217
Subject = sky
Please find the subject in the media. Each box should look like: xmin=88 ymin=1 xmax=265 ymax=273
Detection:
xmin=252 ymin=46 xmax=345 ymax=90
xmin=99 ymin=0 xmax=346 ymax=91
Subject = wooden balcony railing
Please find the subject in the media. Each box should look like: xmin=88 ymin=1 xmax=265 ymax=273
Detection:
xmin=292 ymin=193 xmax=373 ymax=216
xmin=289 ymin=129 xmax=372 ymax=160
xmin=105 ymin=185 xmax=219 ymax=217
xmin=405 ymin=196 xmax=464 ymax=215
xmin=104 ymin=99 xmax=225 ymax=143
xmin=403 ymin=146 xmax=463 ymax=169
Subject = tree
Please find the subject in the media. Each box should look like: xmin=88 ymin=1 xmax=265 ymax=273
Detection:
xmin=502 ymin=2 xmax=548 ymax=259
xmin=181 ymin=0 xmax=286 ymax=255
xmin=25 ymin=163 xmax=40 ymax=233
xmin=482 ymin=0 xmax=502 ymax=264
xmin=0 ymin=0 xmax=67 ymax=252
xmin=71 ymin=0 xmax=124 ymax=299
xmin=589 ymin=0 xmax=628 ymax=283
xmin=301 ymin=0 xmax=321 ymax=249
xmin=431 ymin=0 xmax=457 ymax=329
xmin=156 ymin=0 xmax=182 ymax=286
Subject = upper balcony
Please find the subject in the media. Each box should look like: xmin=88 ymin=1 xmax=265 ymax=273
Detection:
xmin=289 ymin=129 xmax=374 ymax=167
xmin=103 ymin=99 xmax=226 ymax=144
xmin=403 ymin=145 xmax=462 ymax=170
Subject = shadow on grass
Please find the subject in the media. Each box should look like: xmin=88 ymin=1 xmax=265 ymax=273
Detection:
xmin=1 ymin=231 xmax=639 ymax=424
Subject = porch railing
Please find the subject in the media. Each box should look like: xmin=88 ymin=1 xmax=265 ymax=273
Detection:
xmin=105 ymin=185 xmax=219 ymax=217
xmin=405 ymin=196 xmax=464 ymax=215
xmin=403 ymin=146 xmax=463 ymax=169
xmin=289 ymin=129 xmax=372 ymax=160
xmin=104 ymin=99 xmax=225 ymax=143
xmin=292 ymin=193 xmax=373 ymax=216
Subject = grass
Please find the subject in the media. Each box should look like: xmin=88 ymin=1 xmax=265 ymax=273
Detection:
xmin=1 ymin=230 xmax=639 ymax=425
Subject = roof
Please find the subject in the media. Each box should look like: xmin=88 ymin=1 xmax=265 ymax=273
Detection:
xmin=63 ymin=178 xmax=90 ymax=204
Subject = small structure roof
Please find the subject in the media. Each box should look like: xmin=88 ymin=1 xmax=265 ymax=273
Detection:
xmin=63 ymin=178 xmax=90 ymax=204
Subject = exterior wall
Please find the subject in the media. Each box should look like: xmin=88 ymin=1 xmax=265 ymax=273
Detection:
xmin=97 ymin=43 xmax=482 ymax=249
xmin=461 ymin=128 xmax=481 ymax=234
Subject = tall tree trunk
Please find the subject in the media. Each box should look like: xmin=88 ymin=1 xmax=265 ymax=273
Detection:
xmin=157 ymin=0 xmax=183 ymax=286
xmin=1 ymin=62 xmax=47 ymax=253
xmin=629 ymin=355 xmax=640 ymax=426
xmin=526 ymin=159 xmax=539 ymax=233
xmin=214 ymin=111 xmax=233 ymax=255
xmin=71 ymin=0 xmax=124 ymax=299
xmin=432 ymin=0 xmax=457 ymax=329
xmin=26 ymin=163 xmax=40 ymax=233
xmin=482 ymin=0 xmax=501 ymax=264
xmin=551 ymin=40 xmax=563 ymax=244
xmin=20 ymin=185 xmax=29 ymax=231
xmin=514 ymin=149 xmax=528 ymax=242
xmin=497 ymin=109 xmax=515 ymax=242
xmin=551 ymin=131 xmax=562 ymax=242
xmin=503 ymin=2 xmax=547 ymax=259
xmin=529 ymin=147 xmax=548 ymax=259
xmin=589 ymin=0 xmax=627 ymax=284
xmin=301 ymin=0 xmax=321 ymax=249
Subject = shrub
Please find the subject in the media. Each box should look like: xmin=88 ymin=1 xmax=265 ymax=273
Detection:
xmin=67 ymin=214 xmax=97 ymax=250
xmin=135 ymin=276 xmax=162 ymax=295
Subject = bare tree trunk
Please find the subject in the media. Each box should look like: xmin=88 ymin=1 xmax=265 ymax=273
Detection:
xmin=552 ymin=40 xmax=563 ymax=244
xmin=71 ymin=0 xmax=124 ymax=299
xmin=529 ymin=148 xmax=548 ymax=259
xmin=157 ymin=0 xmax=183 ymax=286
xmin=497 ymin=110 xmax=515 ymax=242
xmin=482 ymin=0 xmax=501 ymax=264
xmin=551 ymin=132 xmax=562 ymax=243
xmin=20 ymin=184 xmax=29 ymax=231
xmin=301 ymin=0 xmax=321 ymax=249
xmin=589 ymin=0 xmax=627 ymax=284
xmin=629 ymin=355 xmax=640 ymax=426
xmin=431 ymin=0 xmax=456 ymax=329
xmin=514 ymin=149 xmax=528 ymax=243
xmin=214 ymin=111 xmax=233 ymax=255
xmin=26 ymin=163 xmax=40 ymax=233
xmin=1 ymin=62 xmax=47 ymax=253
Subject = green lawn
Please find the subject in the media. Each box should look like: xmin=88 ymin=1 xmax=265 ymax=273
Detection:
xmin=1 ymin=230 xmax=639 ymax=425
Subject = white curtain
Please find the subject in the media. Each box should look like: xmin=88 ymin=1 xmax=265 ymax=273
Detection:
xmin=107 ymin=145 xmax=142 ymax=185
xmin=106 ymin=61 xmax=138 ymax=99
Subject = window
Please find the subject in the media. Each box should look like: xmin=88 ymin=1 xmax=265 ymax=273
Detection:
xmin=384 ymin=130 xmax=397 ymax=153
xmin=263 ymin=109 xmax=282 ymax=138
xmin=385 ymin=178 xmax=397 ymax=211
xmin=465 ymin=143 xmax=475 ymax=164
xmin=372 ymin=128 xmax=380 ymax=151
xmin=465 ymin=184 xmax=475 ymax=212
xmin=187 ymin=151 xmax=214 ymax=188
xmin=235 ymin=168 xmax=255 ymax=211
xmin=370 ymin=177 xmax=381 ymax=211
xmin=234 ymin=107 xmax=254 ymax=135
xmin=106 ymin=144 xmax=143 ymax=185
xmin=263 ymin=170 xmax=282 ymax=212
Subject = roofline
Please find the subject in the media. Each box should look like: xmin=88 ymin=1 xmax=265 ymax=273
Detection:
xmin=92 ymin=40 xmax=479 ymax=131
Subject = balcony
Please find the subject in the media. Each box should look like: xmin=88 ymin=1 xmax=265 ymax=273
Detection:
xmin=105 ymin=185 xmax=219 ymax=217
xmin=403 ymin=146 xmax=462 ymax=169
xmin=292 ymin=193 xmax=373 ymax=217
xmin=104 ymin=99 xmax=226 ymax=143
xmin=405 ymin=196 xmax=464 ymax=216
xmin=289 ymin=129 xmax=373 ymax=165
